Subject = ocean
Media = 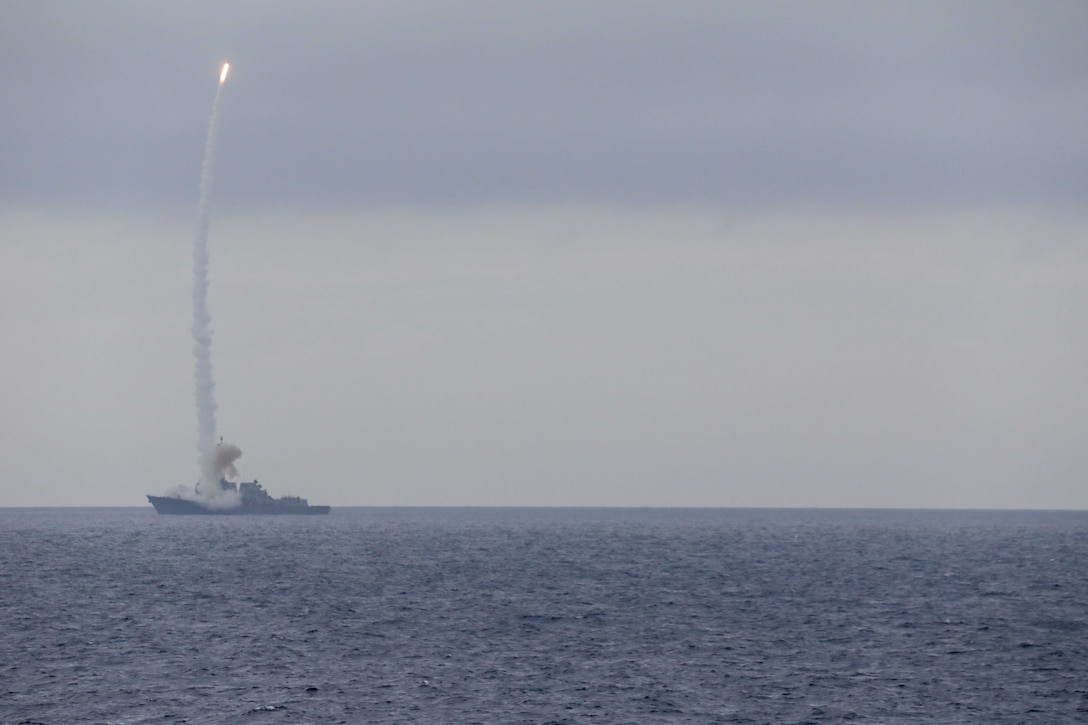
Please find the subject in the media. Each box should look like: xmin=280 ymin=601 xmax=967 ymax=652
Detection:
xmin=1 ymin=507 xmax=1085 ymax=723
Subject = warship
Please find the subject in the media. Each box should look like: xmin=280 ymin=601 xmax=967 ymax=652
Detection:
xmin=148 ymin=478 xmax=331 ymax=515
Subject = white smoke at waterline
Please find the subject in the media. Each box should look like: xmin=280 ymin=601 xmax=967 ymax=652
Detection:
xmin=164 ymin=482 xmax=241 ymax=509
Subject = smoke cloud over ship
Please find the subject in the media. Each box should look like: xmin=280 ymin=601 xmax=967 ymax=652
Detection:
xmin=214 ymin=443 xmax=243 ymax=480
xmin=164 ymin=442 xmax=243 ymax=508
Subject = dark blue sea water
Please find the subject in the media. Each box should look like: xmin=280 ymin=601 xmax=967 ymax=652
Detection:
xmin=1 ymin=507 xmax=1086 ymax=724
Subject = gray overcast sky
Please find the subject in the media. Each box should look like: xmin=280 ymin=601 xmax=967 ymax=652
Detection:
xmin=2 ymin=1 xmax=1086 ymax=507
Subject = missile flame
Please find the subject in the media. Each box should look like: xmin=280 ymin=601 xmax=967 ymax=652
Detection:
xmin=219 ymin=62 xmax=230 ymax=84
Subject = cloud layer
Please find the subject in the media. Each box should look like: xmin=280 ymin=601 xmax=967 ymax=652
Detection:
xmin=3 ymin=2 xmax=1086 ymax=209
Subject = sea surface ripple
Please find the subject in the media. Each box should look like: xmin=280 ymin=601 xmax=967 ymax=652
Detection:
xmin=1 ymin=507 xmax=1086 ymax=723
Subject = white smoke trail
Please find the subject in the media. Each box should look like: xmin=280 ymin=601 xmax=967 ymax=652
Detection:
xmin=192 ymin=71 xmax=228 ymax=498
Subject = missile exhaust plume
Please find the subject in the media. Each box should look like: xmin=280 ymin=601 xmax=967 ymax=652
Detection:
xmin=191 ymin=63 xmax=233 ymax=500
